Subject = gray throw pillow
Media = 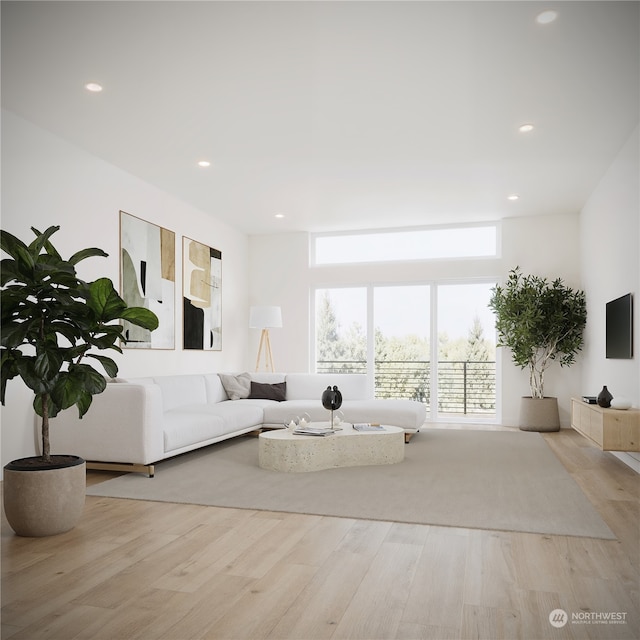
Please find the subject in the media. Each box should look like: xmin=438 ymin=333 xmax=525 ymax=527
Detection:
xmin=218 ymin=373 xmax=251 ymax=400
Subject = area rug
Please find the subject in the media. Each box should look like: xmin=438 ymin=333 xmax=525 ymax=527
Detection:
xmin=86 ymin=429 xmax=615 ymax=539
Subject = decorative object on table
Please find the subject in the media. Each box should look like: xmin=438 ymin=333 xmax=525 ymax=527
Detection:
xmin=489 ymin=266 xmax=587 ymax=432
xmin=285 ymin=416 xmax=300 ymax=432
xmin=332 ymin=409 xmax=345 ymax=427
xmin=120 ymin=211 xmax=175 ymax=349
xmin=183 ymin=236 xmax=222 ymax=351
xmin=610 ymin=397 xmax=632 ymax=410
xmin=353 ymin=423 xmax=385 ymax=432
xmin=321 ymin=385 xmax=343 ymax=430
xmin=1 ymin=225 xmax=159 ymax=536
xmin=299 ymin=412 xmax=311 ymax=427
xmin=597 ymin=386 xmax=613 ymax=408
xmin=292 ymin=425 xmax=335 ymax=437
xmin=249 ymin=305 xmax=282 ymax=372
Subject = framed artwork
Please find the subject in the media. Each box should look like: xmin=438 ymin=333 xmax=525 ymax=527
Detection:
xmin=119 ymin=211 xmax=175 ymax=349
xmin=182 ymin=236 xmax=222 ymax=350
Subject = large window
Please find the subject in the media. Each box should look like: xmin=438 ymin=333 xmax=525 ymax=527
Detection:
xmin=436 ymin=283 xmax=497 ymax=417
xmin=315 ymin=287 xmax=367 ymax=373
xmin=313 ymin=223 xmax=498 ymax=265
xmin=314 ymin=282 xmax=497 ymax=420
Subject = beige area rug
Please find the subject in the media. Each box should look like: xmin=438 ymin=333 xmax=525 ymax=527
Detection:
xmin=86 ymin=429 xmax=615 ymax=539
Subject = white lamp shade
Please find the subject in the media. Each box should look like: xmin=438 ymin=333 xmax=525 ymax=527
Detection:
xmin=249 ymin=306 xmax=282 ymax=329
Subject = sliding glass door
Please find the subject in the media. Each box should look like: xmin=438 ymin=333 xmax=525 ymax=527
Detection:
xmin=436 ymin=283 xmax=497 ymax=419
xmin=374 ymin=286 xmax=430 ymax=402
xmin=314 ymin=282 xmax=496 ymax=420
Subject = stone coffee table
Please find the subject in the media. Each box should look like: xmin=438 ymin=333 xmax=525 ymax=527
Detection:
xmin=258 ymin=423 xmax=405 ymax=472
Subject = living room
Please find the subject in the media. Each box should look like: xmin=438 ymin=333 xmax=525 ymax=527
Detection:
xmin=1 ymin=1 xmax=639 ymax=638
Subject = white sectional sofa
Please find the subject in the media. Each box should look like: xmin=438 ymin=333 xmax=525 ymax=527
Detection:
xmin=50 ymin=372 xmax=426 ymax=476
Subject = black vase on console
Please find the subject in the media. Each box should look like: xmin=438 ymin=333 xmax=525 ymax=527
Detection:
xmin=597 ymin=385 xmax=613 ymax=408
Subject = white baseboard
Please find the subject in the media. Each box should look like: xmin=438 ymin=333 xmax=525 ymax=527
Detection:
xmin=610 ymin=451 xmax=640 ymax=474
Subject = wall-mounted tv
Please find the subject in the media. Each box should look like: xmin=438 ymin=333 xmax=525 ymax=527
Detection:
xmin=606 ymin=293 xmax=633 ymax=359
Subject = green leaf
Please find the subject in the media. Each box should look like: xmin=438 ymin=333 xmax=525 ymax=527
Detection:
xmin=0 ymin=230 xmax=35 ymax=271
xmin=28 ymin=225 xmax=61 ymax=258
xmin=87 ymin=278 xmax=126 ymax=321
xmin=34 ymin=347 xmax=64 ymax=381
xmin=51 ymin=365 xmax=106 ymax=412
xmin=70 ymin=364 xmax=108 ymax=394
xmin=120 ymin=307 xmax=159 ymax=330
xmin=34 ymin=393 xmax=61 ymax=419
xmin=15 ymin=359 xmax=55 ymax=395
xmin=86 ymin=354 xmax=119 ymax=378
xmin=68 ymin=247 xmax=109 ymax=265
xmin=1 ymin=351 xmax=21 ymax=405
xmin=0 ymin=320 xmax=34 ymax=349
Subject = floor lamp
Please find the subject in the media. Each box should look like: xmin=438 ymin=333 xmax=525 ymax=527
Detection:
xmin=250 ymin=306 xmax=282 ymax=372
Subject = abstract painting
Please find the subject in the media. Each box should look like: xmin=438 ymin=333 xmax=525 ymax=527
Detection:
xmin=182 ymin=236 xmax=222 ymax=350
xmin=120 ymin=211 xmax=175 ymax=349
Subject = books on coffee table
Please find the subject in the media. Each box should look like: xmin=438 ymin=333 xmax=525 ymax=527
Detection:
xmin=293 ymin=426 xmax=335 ymax=436
xmin=353 ymin=423 xmax=385 ymax=432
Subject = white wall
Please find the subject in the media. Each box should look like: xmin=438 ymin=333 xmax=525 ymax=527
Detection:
xmin=579 ymin=126 xmax=639 ymax=468
xmin=249 ymin=212 xmax=582 ymax=427
xmin=1 ymin=111 xmax=250 ymax=468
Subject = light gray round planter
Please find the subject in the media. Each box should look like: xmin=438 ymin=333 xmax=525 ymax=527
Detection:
xmin=3 ymin=456 xmax=86 ymax=537
xmin=518 ymin=396 xmax=560 ymax=432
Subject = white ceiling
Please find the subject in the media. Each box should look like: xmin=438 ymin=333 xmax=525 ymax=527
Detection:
xmin=2 ymin=1 xmax=639 ymax=236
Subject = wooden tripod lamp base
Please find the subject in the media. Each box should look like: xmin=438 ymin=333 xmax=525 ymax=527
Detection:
xmin=255 ymin=328 xmax=275 ymax=372
xmin=250 ymin=306 xmax=282 ymax=373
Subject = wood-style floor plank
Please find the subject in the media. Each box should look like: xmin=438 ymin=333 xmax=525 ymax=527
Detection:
xmin=2 ymin=426 xmax=639 ymax=640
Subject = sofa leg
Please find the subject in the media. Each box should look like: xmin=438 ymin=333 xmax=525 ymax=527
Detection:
xmin=86 ymin=461 xmax=155 ymax=478
xmin=404 ymin=433 xmax=414 ymax=444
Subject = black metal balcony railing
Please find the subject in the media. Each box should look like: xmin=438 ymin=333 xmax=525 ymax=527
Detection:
xmin=316 ymin=360 xmax=496 ymax=416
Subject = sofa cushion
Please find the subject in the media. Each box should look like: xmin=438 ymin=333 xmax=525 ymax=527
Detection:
xmin=249 ymin=381 xmax=287 ymax=402
xmin=204 ymin=401 xmax=265 ymax=434
xmin=163 ymin=407 xmax=225 ymax=452
xmin=250 ymin=373 xmax=286 ymax=384
xmin=285 ymin=374 xmax=369 ymax=401
xmin=341 ymin=400 xmax=426 ymax=430
xmin=218 ymin=373 xmax=251 ymax=400
xmin=204 ymin=374 xmax=227 ymax=404
xmin=153 ymin=375 xmax=207 ymax=412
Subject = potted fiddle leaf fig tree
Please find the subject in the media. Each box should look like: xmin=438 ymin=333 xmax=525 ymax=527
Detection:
xmin=1 ymin=225 xmax=159 ymax=536
xmin=488 ymin=266 xmax=586 ymax=432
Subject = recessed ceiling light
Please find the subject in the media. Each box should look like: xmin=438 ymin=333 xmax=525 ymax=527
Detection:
xmin=274 ymin=213 xmax=285 ymax=219
xmin=84 ymin=82 xmax=103 ymax=92
xmin=536 ymin=10 xmax=558 ymax=25
xmin=518 ymin=124 xmax=534 ymax=133
xmin=197 ymin=160 xmax=211 ymax=167
xmin=507 ymin=194 xmax=520 ymax=201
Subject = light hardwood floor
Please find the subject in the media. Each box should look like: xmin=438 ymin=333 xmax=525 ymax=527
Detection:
xmin=2 ymin=426 xmax=639 ymax=640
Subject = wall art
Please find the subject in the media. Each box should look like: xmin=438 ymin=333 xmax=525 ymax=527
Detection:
xmin=120 ymin=211 xmax=175 ymax=349
xmin=182 ymin=236 xmax=222 ymax=350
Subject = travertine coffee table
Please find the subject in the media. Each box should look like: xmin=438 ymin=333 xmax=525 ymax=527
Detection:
xmin=258 ymin=424 xmax=404 ymax=472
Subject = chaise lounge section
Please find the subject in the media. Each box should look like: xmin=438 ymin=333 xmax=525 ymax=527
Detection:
xmin=50 ymin=372 xmax=426 ymax=476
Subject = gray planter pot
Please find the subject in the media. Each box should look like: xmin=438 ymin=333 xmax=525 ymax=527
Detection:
xmin=3 ymin=456 xmax=86 ymax=537
xmin=518 ymin=396 xmax=560 ymax=432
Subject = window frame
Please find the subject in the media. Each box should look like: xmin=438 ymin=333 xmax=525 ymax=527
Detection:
xmin=310 ymin=222 xmax=500 ymax=267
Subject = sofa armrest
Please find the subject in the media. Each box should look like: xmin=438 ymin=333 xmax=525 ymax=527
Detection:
xmin=48 ymin=383 xmax=164 ymax=465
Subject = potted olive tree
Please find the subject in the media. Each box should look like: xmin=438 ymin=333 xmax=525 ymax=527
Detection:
xmin=488 ymin=267 xmax=586 ymax=431
xmin=1 ymin=226 xmax=158 ymax=536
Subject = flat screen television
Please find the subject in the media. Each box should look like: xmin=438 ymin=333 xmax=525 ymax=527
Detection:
xmin=606 ymin=293 xmax=633 ymax=359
